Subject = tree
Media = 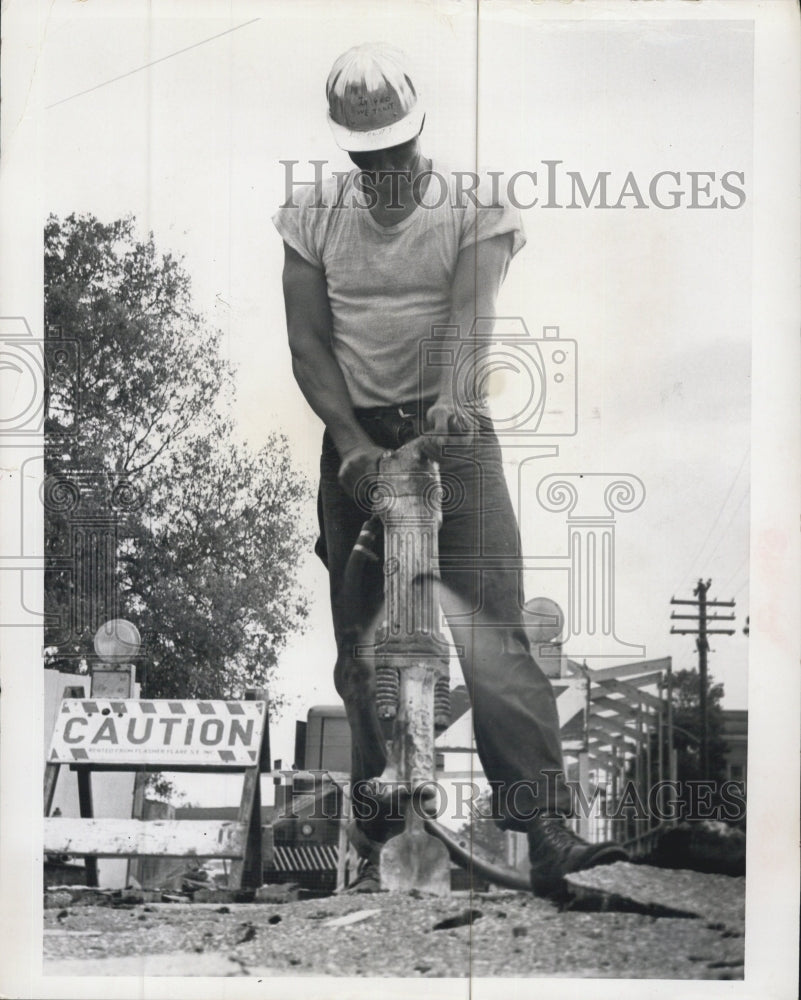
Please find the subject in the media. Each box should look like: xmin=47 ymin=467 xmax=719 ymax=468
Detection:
xmin=668 ymin=667 xmax=728 ymax=785
xmin=454 ymin=789 xmax=508 ymax=865
xmin=44 ymin=213 xmax=313 ymax=702
xmin=122 ymin=427 xmax=311 ymax=698
xmin=618 ymin=666 xmax=730 ymax=837
xmin=45 ymin=214 xmax=224 ymax=474
xmin=622 ymin=667 xmax=728 ymax=790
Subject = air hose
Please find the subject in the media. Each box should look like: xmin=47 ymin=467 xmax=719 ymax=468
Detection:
xmin=422 ymin=817 xmax=531 ymax=892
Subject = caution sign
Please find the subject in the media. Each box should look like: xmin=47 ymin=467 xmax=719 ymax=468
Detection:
xmin=48 ymin=699 xmax=267 ymax=767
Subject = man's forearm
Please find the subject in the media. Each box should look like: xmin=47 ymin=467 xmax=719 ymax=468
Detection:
xmin=290 ymin=340 xmax=373 ymax=456
xmin=282 ymin=242 xmax=375 ymax=458
xmin=435 ymin=296 xmax=497 ymax=407
xmin=434 ymin=235 xmax=512 ymax=408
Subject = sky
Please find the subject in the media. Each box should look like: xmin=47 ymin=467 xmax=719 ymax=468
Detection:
xmin=40 ymin=0 xmax=754 ymax=788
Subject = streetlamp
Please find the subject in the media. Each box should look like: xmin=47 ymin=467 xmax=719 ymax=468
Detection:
xmin=523 ymin=596 xmax=565 ymax=678
xmin=91 ymin=618 xmax=141 ymax=698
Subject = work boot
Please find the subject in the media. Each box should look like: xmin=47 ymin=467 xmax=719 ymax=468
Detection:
xmin=342 ymin=783 xmax=441 ymax=893
xmin=352 ymin=778 xmax=439 ymax=846
xmin=340 ymin=821 xmax=383 ymax=894
xmin=343 ymin=859 xmax=382 ymax=894
xmin=528 ymin=815 xmax=629 ymax=896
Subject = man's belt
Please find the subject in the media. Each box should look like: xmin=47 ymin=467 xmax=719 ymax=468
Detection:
xmin=353 ymin=399 xmax=436 ymax=421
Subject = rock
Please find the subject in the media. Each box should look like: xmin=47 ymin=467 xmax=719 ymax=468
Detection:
xmin=643 ymin=821 xmax=746 ymax=876
xmin=113 ymin=889 xmax=164 ymax=905
xmin=192 ymin=888 xmax=255 ymax=904
xmin=193 ymin=889 xmax=233 ymax=904
xmin=432 ymin=908 xmax=482 ymax=930
xmin=44 ymin=890 xmax=73 ymax=910
xmin=322 ymin=908 xmax=380 ymax=928
xmin=254 ymin=883 xmax=300 ymax=903
xmin=565 ymin=861 xmax=745 ymax=931
xmin=235 ymin=921 xmax=257 ymax=943
xmin=44 ymin=887 xmax=109 ymax=908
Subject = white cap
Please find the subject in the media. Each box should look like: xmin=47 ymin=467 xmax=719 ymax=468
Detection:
xmin=326 ymin=43 xmax=425 ymax=153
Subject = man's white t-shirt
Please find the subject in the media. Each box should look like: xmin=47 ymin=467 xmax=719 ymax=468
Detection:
xmin=273 ymin=163 xmax=526 ymax=408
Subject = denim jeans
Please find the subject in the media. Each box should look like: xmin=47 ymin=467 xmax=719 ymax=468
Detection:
xmin=317 ymin=406 xmax=572 ymax=831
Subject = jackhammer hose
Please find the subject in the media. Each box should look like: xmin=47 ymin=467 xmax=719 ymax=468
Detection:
xmin=341 ymin=514 xmax=384 ymax=632
xmin=342 ymin=515 xmax=398 ymax=722
xmin=423 ymin=818 xmax=531 ymax=892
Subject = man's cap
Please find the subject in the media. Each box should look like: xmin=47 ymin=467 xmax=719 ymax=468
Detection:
xmin=326 ymin=43 xmax=425 ymax=153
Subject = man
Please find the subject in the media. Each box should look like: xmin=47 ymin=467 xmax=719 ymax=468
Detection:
xmin=274 ymin=43 xmax=627 ymax=894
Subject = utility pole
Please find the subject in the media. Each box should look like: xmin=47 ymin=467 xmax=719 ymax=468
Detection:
xmin=670 ymin=579 xmax=735 ymax=777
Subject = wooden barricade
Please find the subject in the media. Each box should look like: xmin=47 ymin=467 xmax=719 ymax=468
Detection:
xmin=43 ymin=688 xmax=270 ymax=890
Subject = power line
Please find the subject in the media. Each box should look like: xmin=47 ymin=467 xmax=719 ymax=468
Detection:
xmin=46 ymin=18 xmax=261 ymax=110
xmin=701 ymin=487 xmax=750 ymax=576
xmin=719 ymin=552 xmax=749 ymax=597
xmin=673 ymin=445 xmax=750 ymax=594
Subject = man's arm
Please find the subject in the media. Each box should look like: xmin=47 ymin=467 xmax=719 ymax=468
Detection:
xmin=425 ymin=232 xmax=513 ymax=453
xmin=281 ymin=243 xmax=385 ymax=494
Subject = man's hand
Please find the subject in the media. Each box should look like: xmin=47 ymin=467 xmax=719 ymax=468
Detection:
xmin=421 ymin=396 xmax=479 ymax=459
xmin=338 ymin=443 xmax=389 ymax=501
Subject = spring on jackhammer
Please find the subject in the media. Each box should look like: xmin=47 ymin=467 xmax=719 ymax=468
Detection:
xmin=434 ymin=675 xmax=451 ymax=733
xmin=375 ymin=664 xmax=450 ymax=730
xmin=375 ymin=663 xmax=399 ymax=719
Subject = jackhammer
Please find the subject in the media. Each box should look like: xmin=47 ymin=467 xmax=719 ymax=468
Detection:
xmin=341 ymin=436 xmax=530 ymax=894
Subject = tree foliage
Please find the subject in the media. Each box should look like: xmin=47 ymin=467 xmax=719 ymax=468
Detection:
xmin=668 ymin=667 xmax=728 ymax=784
xmin=454 ymin=789 xmax=508 ymax=865
xmin=45 ymin=214 xmax=224 ymax=474
xmin=44 ymin=213 xmax=313 ymax=701
xmin=625 ymin=666 xmax=729 ymax=802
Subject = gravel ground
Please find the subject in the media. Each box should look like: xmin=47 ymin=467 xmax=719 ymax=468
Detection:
xmin=566 ymin=862 xmax=745 ymax=932
xmin=43 ymin=876 xmax=745 ymax=979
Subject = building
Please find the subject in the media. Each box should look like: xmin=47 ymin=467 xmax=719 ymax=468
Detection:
xmin=721 ymin=709 xmax=748 ymax=785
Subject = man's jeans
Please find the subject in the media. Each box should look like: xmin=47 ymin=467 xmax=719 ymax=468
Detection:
xmin=317 ymin=406 xmax=572 ymax=833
